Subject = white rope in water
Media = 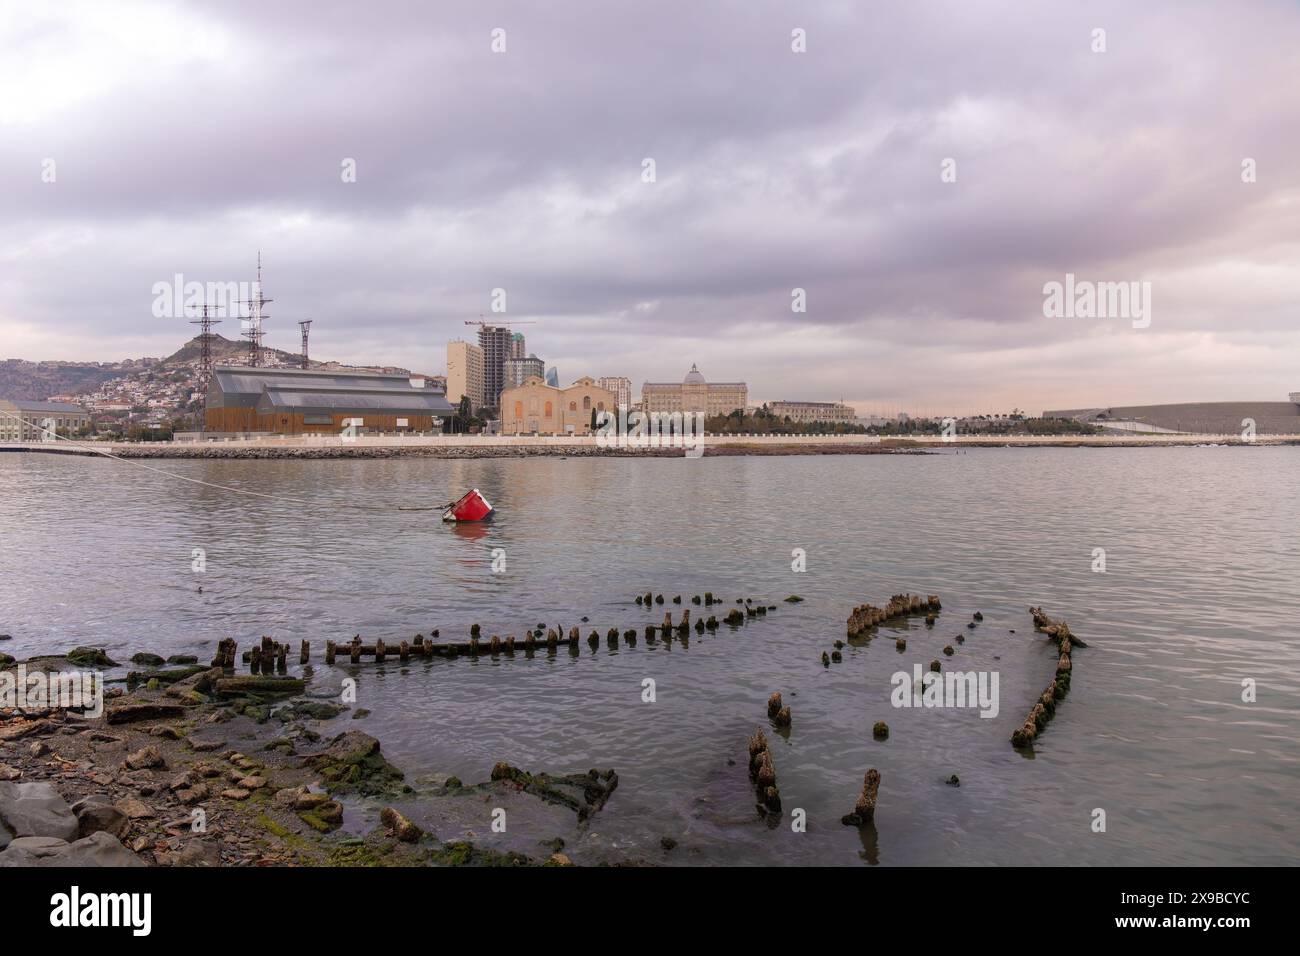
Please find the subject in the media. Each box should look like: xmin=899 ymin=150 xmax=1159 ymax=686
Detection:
xmin=0 ymin=409 xmax=443 ymax=512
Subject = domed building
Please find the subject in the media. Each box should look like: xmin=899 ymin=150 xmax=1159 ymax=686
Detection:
xmin=641 ymin=364 xmax=748 ymax=417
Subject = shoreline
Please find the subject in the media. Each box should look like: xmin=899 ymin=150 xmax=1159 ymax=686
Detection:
xmin=3 ymin=434 xmax=1296 ymax=460
xmin=0 ymin=649 xmax=623 ymax=867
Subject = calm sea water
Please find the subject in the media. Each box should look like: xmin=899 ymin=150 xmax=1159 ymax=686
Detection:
xmin=1 ymin=447 xmax=1296 ymax=865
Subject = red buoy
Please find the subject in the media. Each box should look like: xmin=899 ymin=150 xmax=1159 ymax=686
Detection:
xmin=442 ymin=488 xmax=494 ymax=522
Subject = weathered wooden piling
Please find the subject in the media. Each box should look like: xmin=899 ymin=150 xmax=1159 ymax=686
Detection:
xmin=841 ymin=769 xmax=881 ymax=826
xmin=847 ymin=593 xmax=943 ymax=638
xmin=325 ymin=641 xmax=336 ymax=664
xmin=1011 ymin=607 xmax=1083 ymax=748
xmin=300 ymin=640 xmax=310 ymax=664
xmin=767 ymin=692 xmax=783 ymax=718
xmin=747 ymin=729 xmax=781 ymax=814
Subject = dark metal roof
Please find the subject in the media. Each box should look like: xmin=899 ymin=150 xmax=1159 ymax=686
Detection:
xmin=209 ymin=364 xmax=448 ymax=410
xmin=255 ymin=386 xmax=453 ymax=417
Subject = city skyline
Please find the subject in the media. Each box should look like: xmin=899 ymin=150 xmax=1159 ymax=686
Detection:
xmin=3 ymin=1 xmax=1298 ymax=415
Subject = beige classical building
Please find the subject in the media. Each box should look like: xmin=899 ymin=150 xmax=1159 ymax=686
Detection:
xmin=0 ymin=399 xmax=90 ymax=441
xmin=641 ymin=364 xmax=747 ymax=417
xmin=768 ymin=400 xmax=857 ymax=424
xmin=500 ymin=376 xmax=617 ymax=435
xmin=446 ymin=340 xmax=485 ymax=411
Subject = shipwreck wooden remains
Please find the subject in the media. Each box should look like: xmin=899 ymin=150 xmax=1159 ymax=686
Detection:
xmin=841 ymin=769 xmax=881 ymax=826
xmin=747 ymin=729 xmax=781 ymax=815
xmin=1010 ymin=606 xmax=1085 ymax=748
xmin=847 ymin=594 xmax=942 ymax=638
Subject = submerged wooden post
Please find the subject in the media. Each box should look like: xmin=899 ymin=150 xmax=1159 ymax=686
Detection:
xmin=841 ymin=769 xmax=881 ymax=826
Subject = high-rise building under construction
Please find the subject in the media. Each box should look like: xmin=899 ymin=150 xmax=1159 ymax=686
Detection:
xmin=477 ymin=325 xmax=514 ymax=409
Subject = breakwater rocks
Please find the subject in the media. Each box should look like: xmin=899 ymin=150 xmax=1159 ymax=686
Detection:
xmin=847 ymin=593 xmax=941 ymax=638
xmin=56 ymin=442 xmax=924 ymax=461
xmin=1010 ymin=606 xmax=1085 ymax=749
xmin=747 ymin=730 xmax=781 ymax=815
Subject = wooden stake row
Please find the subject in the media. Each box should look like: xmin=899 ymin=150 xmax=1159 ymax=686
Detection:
xmin=847 ymin=593 xmax=942 ymax=637
xmin=1010 ymin=606 xmax=1084 ymax=748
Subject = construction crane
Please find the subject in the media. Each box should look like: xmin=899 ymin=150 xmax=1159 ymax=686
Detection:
xmin=463 ymin=316 xmax=537 ymax=328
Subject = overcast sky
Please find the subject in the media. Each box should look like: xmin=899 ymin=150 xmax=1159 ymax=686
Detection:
xmin=2 ymin=0 xmax=1297 ymax=414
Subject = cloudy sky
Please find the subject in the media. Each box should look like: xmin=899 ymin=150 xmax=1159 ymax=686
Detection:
xmin=2 ymin=0 xmax=1297 ymax=414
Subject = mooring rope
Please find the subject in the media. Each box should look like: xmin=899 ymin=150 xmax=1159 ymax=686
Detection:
xmin=0 ymin=409 xmax=448 ymax=513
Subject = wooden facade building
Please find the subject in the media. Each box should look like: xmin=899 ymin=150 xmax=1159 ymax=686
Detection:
xmin=204 ymin=365 xmax=453 ymax=435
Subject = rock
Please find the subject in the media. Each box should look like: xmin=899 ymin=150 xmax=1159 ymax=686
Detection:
xmin=973 ymin=612 xmax=983 ymax=621
xmin=299 ymin=800 xmax=343 ymax=832
xmin=65 ymin=647 xmax=118 ymax=667
xmin=71 ymin=796 xmax=128 ymax=838
xmin=0 ymin=831 xmax=143 ymax=867
xmin=236 ymin=776 xmax=267 ymax=790
xmin=124 ymin=745 xmax=165 ymax=770
xmin=872 ymin=721 xmax=889 ymax=740
xmin=28 ymin=741 xmax=49 ymax=758
xmin=220 ymin=788 xmax=250 ymax=801
xmin=114 ymin=797 xmax=155 ymax=820
xmin=273 ymin=786 xmax=305 ymax=807
xmin=185 ymin=737 xmax=225 ymax=752
xmin=660 ymin=836 xmax=678 ymax=851
xmin=0 ymin=765 xmax=21 ymax=781
xmin=784 ymin=595 xmax=803 ymax=603
xmin=895 ymin=638 xmax=906 ymax=650
xmin=166 ymin=655 xmax=199 ymax=665
xmin=276 ymin=699 xmax=345 ymax=722
xmin=214 ymin=676 xmax=306 ymax=697
xmin=946 ymin=774 xmax=961 ymax=787
xmin=175 ymin=784 xmax=209 ymax=805
xmin=546 ymin=852 xmax=573 ymax=867
xmin=163 ymin=838 xmax=222 ymax=866
xmin=0 ymin=719 xmax=51 ymax=742
xmin=380 ymin=806 xmax=422 ymax=842
xmin=930 ymin=660 xmax=941 ymax=672
xmin=130 ymin=653 xmax=166 ymax=667
xmin=943 ymin=645 xmax=955 ymax=656
xmin=164 ymin=667 xmax=223 ymax=698
xmin=105 ymin=703 xmax=186 ymax=725
xmin=294 ymin=792 xmax=329 ymax=811
xmin=0 ymin=781 xmax=79 ymax=845
xmin=149 ymin=725 xmax=182 ymax=740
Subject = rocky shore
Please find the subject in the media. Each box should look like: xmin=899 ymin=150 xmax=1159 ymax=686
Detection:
xmin=0 ymin=649 xmax=630 ymax=867
xmin=6 ymin=442 xmax=924 ymax=460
